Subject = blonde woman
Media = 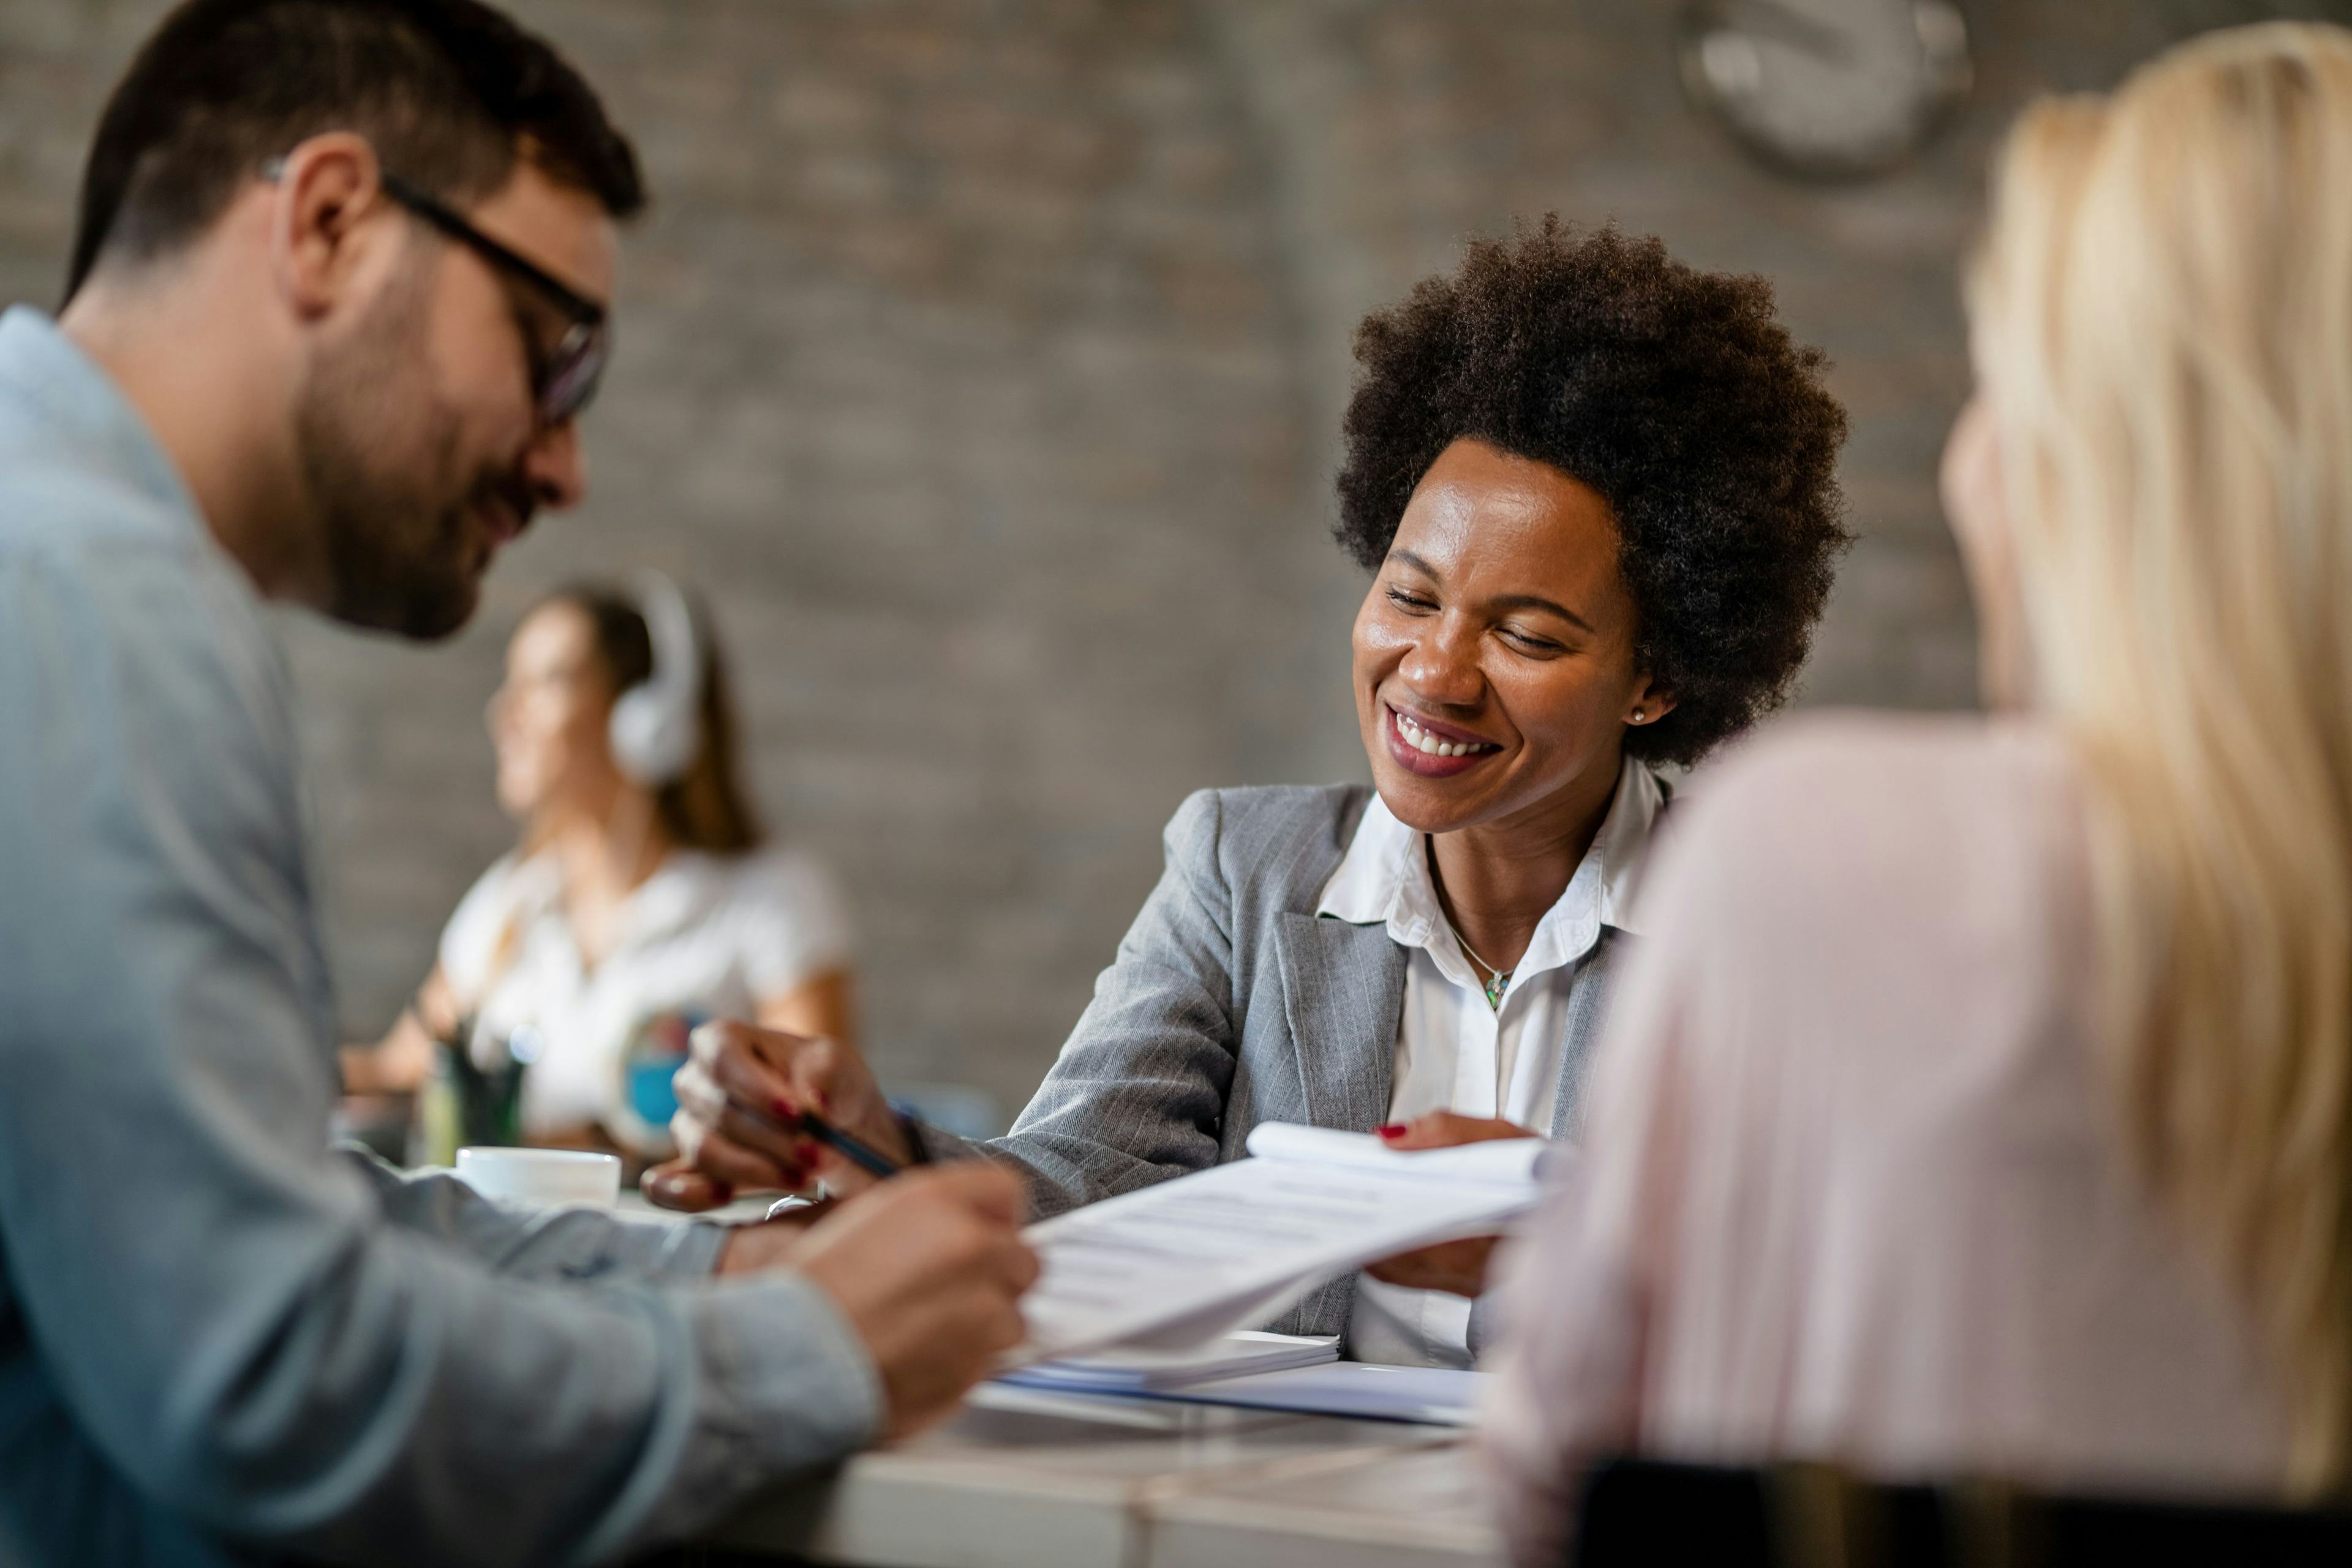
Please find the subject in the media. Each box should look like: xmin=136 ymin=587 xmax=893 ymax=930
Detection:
xmin=1484 ymin=23 xmax=2352 ymax=1562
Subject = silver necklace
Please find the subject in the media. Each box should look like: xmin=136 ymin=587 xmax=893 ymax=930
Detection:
xmin=1451 ymin=926 xmax=1512 ymax=1011
xmin=1425 ymin=837 xmax=1512 ymax=1009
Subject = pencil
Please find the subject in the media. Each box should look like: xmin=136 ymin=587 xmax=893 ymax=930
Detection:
xmin=739 ymin=1098 xmax=904 ymax=1180
xmin=797 ymin=1109 xmax=904 ymax=1179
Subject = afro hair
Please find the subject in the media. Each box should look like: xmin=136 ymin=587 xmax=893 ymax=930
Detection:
xmin=1335 ymin=218 xmax=1850 ymax=767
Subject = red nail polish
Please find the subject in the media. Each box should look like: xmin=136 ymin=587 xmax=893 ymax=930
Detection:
xmin=1376 ymin=1123 xmax=1405 ymax=1138
xmin=772 ymin=1096 xmax=799 ymax=1123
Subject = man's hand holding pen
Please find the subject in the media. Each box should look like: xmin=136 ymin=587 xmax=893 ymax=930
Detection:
xmin=673 ymin=1020 xmax=1037 ymax=1439
xmin=709 ymin=1163 xmax=1037 ymax=1439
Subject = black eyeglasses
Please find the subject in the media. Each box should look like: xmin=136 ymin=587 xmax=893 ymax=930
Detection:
xmin=262 ymin=159 xmax=609 ymax=426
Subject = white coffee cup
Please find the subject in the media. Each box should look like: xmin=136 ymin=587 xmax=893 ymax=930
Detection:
xmin=454 ymin=1147 xmax=622 ymax=1208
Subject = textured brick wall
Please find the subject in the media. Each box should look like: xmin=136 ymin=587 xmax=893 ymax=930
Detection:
xmin=4 ymin=0 xmax=2337 ymax=1123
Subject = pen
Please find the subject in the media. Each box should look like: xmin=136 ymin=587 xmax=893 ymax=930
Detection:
xmin=740 ymin=1098 xmax=905 ymax=1180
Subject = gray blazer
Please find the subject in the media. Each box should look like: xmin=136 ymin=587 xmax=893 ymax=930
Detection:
xmin=922 ymin=784 xmax=1628 ymax=1352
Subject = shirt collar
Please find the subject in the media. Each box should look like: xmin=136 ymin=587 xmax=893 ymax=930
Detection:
xmin=1315 ymin=753 xmax=1664 ymax=963
xmin=0 ymin=307 xmax=204 ymax=541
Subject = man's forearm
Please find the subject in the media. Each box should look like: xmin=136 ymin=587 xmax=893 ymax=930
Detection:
xmin=345 ymin=1147 xmax=730 ymax=1281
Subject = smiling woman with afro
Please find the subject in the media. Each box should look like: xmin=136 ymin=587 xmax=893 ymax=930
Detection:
xmin=657 ymin=216 xmax=1850 ymax=1369
xmin=1336 ymin=217 xmax=1849 ymax=769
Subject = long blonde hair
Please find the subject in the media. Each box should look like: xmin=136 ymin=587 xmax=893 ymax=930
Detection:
xmin=1968 ymin=23 xmax=2352 ymax=1493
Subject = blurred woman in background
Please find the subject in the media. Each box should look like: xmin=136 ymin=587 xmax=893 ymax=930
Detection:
xmin=342 ymin=575 xmax=854 ymax=1164
xmin=1485 ymin=23 xmax=2352 ymax=1561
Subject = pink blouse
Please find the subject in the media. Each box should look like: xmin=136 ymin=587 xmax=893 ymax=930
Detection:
xmin=1481 ymin=715 xmax=2287 ymax=1567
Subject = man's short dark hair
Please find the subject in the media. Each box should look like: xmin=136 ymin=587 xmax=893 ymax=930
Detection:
xmin=1335 ymin=219 xmax=1850 ymax=768
xmin=65 ymin=0 xmax=644 ymax=303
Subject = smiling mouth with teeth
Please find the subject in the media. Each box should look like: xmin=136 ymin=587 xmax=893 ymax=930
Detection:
xmin=1393 ymin=708 xmax=1499 ymax=758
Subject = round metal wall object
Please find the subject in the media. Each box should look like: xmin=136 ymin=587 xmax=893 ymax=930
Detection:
xmin=1677 ymin=0 xmax=1973 ymax=181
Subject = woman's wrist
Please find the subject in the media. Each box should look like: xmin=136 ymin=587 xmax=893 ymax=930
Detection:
xmin=890 ymin=1106 xmax=933 ymax=1166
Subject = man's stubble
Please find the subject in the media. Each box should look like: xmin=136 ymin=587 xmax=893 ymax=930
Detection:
xmin=295 ymin=258 xmax=507 ymax=641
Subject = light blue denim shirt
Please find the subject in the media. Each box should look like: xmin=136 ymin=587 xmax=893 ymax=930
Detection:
xmin=0 ymin=307 xmax=880 ymax=1567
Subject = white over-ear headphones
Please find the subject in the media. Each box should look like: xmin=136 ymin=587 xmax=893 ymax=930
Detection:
xmin=607 ymin=570 xmax=707 ymax=788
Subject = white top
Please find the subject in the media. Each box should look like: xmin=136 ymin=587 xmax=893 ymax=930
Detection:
xmin=1316 ymin=754 xmax=1662 ymax=1368
xmin=438 ymin=843 xmax=852 ymax=1148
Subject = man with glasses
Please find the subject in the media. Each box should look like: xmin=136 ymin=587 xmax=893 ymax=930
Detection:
xmin=366 ymin=167 xmax=614 ymax=426
xmin=0 ymin=2 xmax=1035 ymax=1564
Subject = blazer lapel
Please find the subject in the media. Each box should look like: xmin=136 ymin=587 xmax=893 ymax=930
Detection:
xmin=1273 ymin=912 xmax=1407 ymax=1131
xmin=1547 ymin=927 xmax=1624 ymax=1141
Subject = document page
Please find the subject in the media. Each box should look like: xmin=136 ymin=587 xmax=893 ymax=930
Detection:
xmin=1013 ymin=1123 xmax=1547 ymax=1362
xmin=996 ymin=1330 xmax=1340 ymax=1393
xmin=1142 ymin=1362 xmax=1489 ymax=1427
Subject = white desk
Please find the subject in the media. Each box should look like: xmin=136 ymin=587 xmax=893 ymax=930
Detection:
xmin=616 ymin=1199 xmax=1504 ymax=1565
xmin=714 ymin=1384 xmax=1506 ymax=1568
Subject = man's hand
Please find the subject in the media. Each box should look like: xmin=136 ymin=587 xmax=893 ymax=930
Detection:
xmin=711 ymin=1199 xmax=834 ymax=1275
xmin=1360 ymin=1110 xmax=1539 ymax=1298
xmin=788 ymin=1163 xmax=1038 ymax=1440
xmin=642 ymin=1019 xmax=916 ymax=1211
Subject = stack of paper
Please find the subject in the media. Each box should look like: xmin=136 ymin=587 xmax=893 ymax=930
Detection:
xmin=995 ymin=1330 xmax=1339 ymax=1395
xmin=1139 ymin=1362 xmax=1488 ymax=1427
xmin=1011 ymin=1122 xmax=1549 ymax=1363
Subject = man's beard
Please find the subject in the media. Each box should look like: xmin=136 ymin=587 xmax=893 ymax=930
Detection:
xmin=293 ymin=268 xmax=530 ymax=641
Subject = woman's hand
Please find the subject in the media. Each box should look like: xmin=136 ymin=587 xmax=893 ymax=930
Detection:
xmin=1377 ymin=1110 xmax=1537 ymax=1152
xmin=1361 ymin=1110 xmax=1540 ymax=1297
xmin=641 ymin=1019 xmax=916 ymax=1211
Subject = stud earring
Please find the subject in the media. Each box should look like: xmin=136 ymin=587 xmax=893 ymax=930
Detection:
xmin=1630 ymin=710 xmax=1644 ymax=723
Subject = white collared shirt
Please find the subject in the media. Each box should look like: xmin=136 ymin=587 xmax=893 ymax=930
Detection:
xmin=1316 ymin=753 xmax=1662 ymax=1366
xmin=438 ymin=844 xmax=851 ymax=1148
